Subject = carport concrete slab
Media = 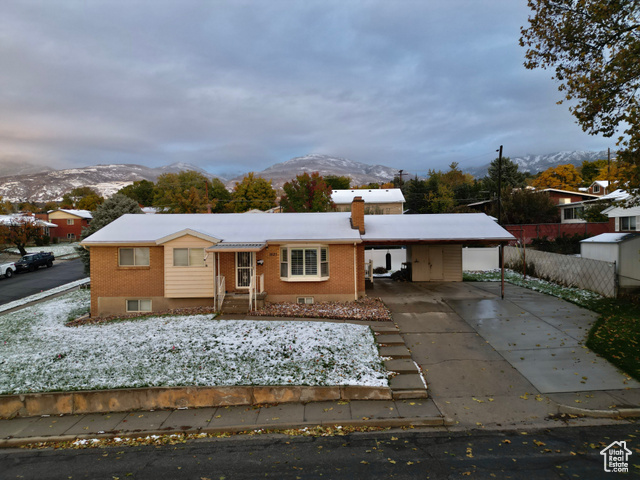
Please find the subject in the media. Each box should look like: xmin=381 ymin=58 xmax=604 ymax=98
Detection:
xmin=304 ymin=401 xmax=352 ymax=423
xmin=546 ymin=391 xmax=623 ymax=410
xmin=208 ymin=405 xmax=260 ymax=427
xmin=474 ymin=316 xmax=579 ymax=351
xmin=160 ymin=408 xmax=216 ymax=431
xmin=16 ymin=415 xmax=82 ymax=437
xmin=65 ymin=412 xmax=128 ymax=435
xmin=393 ymin=312 xmax=474 ymax=333
xmin=446 ymin=298 xmax=533 ymax=321
xmin=0 ymin=416 xmax=40 ymax=438
xmin=349 ymin=400 xmax=398 ymax=420
xmin=403 ymin=333 xmax=505 ymax=364
xmin=384 ymin=300 xmax=452 ymax=313
xmin=500 ymin=347 xmax=640 ymax=393
xmin=256 ymin=403 xmax=305 ymax=425
xmin=114 ymin=411 xmax=172 ymax=432
xmin=423 ymin=360 xmax=537 ymax=397
xmin=437 ymin=393 xmax=555 ymax=428
xmin=510 ymin=298 xmax=594 ymax=316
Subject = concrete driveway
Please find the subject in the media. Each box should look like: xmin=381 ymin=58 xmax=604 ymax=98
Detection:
xmin=370 ymin=278 xmax=640 ymax=429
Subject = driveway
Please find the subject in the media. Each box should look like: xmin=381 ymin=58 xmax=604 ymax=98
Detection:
xmin=370 ymin=278 xmax=640 ymax=429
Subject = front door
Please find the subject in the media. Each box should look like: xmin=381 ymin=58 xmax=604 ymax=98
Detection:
xmin=236 ymin=252 xmax=254 ymax=288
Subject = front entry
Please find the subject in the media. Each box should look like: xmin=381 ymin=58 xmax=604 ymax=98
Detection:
xmin=236 ymin=252 xmax=254 ymax=288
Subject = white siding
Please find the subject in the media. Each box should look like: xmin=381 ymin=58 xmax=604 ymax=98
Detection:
xmin=442 ymin=245 xmax=463 ymax=281
xmin=620 ymin=238 xmax=640 ymax=287
xmin=164 ymin=235 xmax=214 ymax=298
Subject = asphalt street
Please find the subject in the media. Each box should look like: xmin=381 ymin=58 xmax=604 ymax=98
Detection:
xmin=1 ymin=424 xmax=636 ymax=479
xmin=0 ymin=258 xmax=86 ymax=306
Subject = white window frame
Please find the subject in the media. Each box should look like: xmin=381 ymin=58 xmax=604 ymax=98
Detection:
xmin=280 ymin=245 xmax=329 ymax=281
xmin=66 ymin=218 xmax=75 ymax=225
xmin=593 ymin=184 xmax=600 ymax=193
xmin=173 ymin=248 xmax=205 ymax=267
xmin=620 ymin=216 xmax=637 ymax=231
xmin=67 ymin=233 xmax=76 ymax=240
xmin=126 ymin=299 xmax=152 ymax=312
xmin=118 ymin=247 xmax=150 ymax=266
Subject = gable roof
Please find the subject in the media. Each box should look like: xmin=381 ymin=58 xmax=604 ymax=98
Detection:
xmin=53 ymin=209 xmax=93 ymax=219
xmin=331 ymin=189 xmax=405 ymax=204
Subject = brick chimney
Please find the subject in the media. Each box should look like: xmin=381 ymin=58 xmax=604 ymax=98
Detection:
xmin=350 ymin=196 xmax=365 ymax=234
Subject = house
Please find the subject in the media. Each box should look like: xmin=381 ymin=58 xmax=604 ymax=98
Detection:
xmin=588 ymin=180 xmax=610 ymax=196
xmin=47 ymin=209 xmax=92 ymax=241
xmin=602 ymin=197 xmax=638 ymax=232
xmin=332 ymin=189 xmax=405 ymax=214
xmin=558 ymin=189 xmax=629 ymax=224
xmin=581 ymin=233 xmax=640 ymax=291
xmin=0 ymin=214 xmax=57 ymax=238
xmin=81 ymin=197 xmax=514 ymax=317
xmin=540 ymin=188 xmax=599 ymax=205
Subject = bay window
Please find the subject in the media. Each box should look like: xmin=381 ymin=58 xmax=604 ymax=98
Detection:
xmin=280 ymin=246 xmax=329 ymax=280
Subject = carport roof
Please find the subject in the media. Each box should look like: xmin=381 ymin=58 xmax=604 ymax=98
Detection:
xmin=361 ymin=213 xmax=514 ymax=243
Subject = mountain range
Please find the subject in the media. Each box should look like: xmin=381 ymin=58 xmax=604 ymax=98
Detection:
xmin=0 ymin=150 xmax=611 ymax=203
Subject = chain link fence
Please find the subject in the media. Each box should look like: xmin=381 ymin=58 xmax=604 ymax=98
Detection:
xmin=504 ymin=246 xmax=617 ymax=297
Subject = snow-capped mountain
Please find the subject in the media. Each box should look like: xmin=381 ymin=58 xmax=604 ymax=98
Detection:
xmin=466 ymin=150 xmax=612 ymax=178
xmin=0 ymin=162 xmax=223 ymax=203
xmin=0 ymin=159 xmax=53 ymax=178
xmin=227 ymin=154 xmax=399 ymax=189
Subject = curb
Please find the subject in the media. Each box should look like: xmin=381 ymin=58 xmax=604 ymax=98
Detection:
xmin=556 ymin=403 xmax=640 ymax=419
xmin=0 ymin=416 xmax=453 ymax=449
xmin=0 ymin=278 xmax=90 ymax=315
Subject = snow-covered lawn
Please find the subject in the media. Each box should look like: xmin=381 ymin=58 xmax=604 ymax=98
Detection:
xmin=0 ymin=290 xmax=387 ymax=395
xmin=6 ymin=243 xmax=80 ymax=259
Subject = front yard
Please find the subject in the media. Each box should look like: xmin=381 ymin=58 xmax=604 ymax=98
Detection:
xmin=0 ymin=290 xmax=387 ymax=395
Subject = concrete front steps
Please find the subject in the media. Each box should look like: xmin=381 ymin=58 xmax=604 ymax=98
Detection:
xmin=372 ymin=323 xmax=429 ymax=401
xmin=221 ymin=293 xmax=266 ymax=314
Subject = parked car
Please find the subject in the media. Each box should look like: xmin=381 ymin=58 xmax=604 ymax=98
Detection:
xmin=0 ymin=262 xmax=16 ymax=279
xmin=14 ymin=252 xmax=55 ymax=272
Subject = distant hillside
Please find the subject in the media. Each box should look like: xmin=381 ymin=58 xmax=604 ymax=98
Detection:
xmin=227 ymin=154 xmax=399 ymax=190
xmin=0 ymin=162 xmax=223 ymax=203
xmin=465 ymin=150 xmax=611 ymax=178
xmin=0 ymin=159 xmax=53 ymax=178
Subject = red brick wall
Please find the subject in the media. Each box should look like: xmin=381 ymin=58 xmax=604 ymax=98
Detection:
xmin=90 ymin=246 xmax=164 ymax=315
xmin=50 ymin=219 xmax=90 ymax=240
xmin=505 ymin=222 xmax=613 ymax=244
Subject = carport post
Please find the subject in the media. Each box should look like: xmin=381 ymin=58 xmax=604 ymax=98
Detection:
xmin=500 ymin=243 xmax=505 ymax=299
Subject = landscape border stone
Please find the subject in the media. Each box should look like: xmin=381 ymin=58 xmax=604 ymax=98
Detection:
xmin=0 ymin=385 xmax=393 ymax=419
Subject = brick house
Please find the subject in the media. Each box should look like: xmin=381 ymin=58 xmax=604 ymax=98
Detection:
xmin=47 ymin=209 xmax=92 ymax=241
xmin=81 ymin=198 xmax=513 ymax=317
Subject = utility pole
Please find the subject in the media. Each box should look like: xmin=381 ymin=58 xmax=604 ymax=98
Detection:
xmin=607 ymin=147 xmax=611 ymax=192
xmin=497 ymin=145 xmax=503 ymax=226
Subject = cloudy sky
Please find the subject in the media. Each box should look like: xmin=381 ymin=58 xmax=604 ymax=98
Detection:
xmin=0 ymin=1 xmax=612 ymax=177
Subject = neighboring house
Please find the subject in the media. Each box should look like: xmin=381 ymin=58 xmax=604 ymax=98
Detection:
xmin=588 ymin=180 xmax=610 ymax=196
xmin=540 ymin=188 xmax=599 ymax=205
xmin=81 ymin=197 xmax=513 ymax=317
xmin=332 ymin=189 xmax=405 ymax=214
xmin=0 ymin=214 xmax=57 ymax=237
xmin=558 ymin=189 xmax=629 ymax=224
xmin=581 ymin=233 xmax=640 ymax=291
xmin=47 ymin=209 xmax=92 ymax=241
xmin=603 ymin=199 xmax=639 ymax=233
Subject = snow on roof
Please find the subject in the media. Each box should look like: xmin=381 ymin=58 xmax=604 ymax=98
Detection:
xmin=361 ymin=213 xmax=514 ymax=242
xmin=331 ymin=189 xmax=405 ymax=204
xmin=540 ymin=188 xmax=599 ymax=198
xmin=0 ymin=214 xmax=57 ymax=228
xmin=592 ymin=180 xmax=609 ymax=187
xmin=581 ymin=233 xmax=640 ymax=244
xmin=81 ymin=212 xmax=362 ymax=244
xmin=58 ymin=209 xmax=93 ymax=219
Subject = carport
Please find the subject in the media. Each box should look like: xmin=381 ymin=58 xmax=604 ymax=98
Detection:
xmin=361 ymin=213 xmax=515 ymax=297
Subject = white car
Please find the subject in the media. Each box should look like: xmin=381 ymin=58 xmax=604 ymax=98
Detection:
xmin=0 ymin=262 xmax=16 ymax=279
